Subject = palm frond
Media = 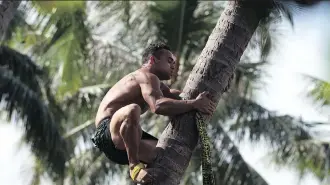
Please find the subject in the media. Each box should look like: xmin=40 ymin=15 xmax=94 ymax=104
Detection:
xmin=149 ymin=1 xmax=198 ymax=52
xmin=1 ymin=3 xmax=34 ymax=42
xmin=222 ymin=96 xmax=330 ymax=181
xmin=209 ymin=59 xmax=267 ymax=125
xmin=0 ymin=45 xmax=43 ymax=94
xmin=64 ymin=120 xmax=94 ymax=139
xmin=31 ymin=1 xmax=85 ymax=15
xmin=65 ymin=147 xmax=124 ymax=185
xmin=226 ymin=97 xmax=314 ymax=145
xmin=22 ymin=2 xmax=93 ymax=98
xmin=270 ymin=139 xmax=330 ymax=181
xmin=304 ymin=75 xmax=330 ymax=107
xmin=245 ymin=0 xmax=321 ymax=63
xmin=42 ymin=9 xmax=90 ymax=97
xmin=209 ymin=64 xmax=329 ymax=182
xmin=86 ymin=41 xmax=140 ymax=84
xmin=94 ymin=1 xmax=223 ymax=85
xmin=210 ymin=128 xmax=269 ymax=185
xmin=60 ymin=84 xmax=110 ymax=149
xmin=0 ymin=45 xmax=66 ymax=124
xmin=28 ymin=157 xmax=44 ymax=185
xmin=181 ymin=123 xmax=269 ymax=185
xmin=62 ymin=84 xmax=109 ymax=120
xmin=0 ymin=67 xmax=68 ymax=179
xmin=94 ymin=1 xmax=132 ymax=29
xmin=186 ymin=125 xmax=269 ymax=185
xmin=147 ymin=1 xmax=223 ymax=84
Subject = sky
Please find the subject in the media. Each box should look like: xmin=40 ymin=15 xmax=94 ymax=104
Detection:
xmin=238 ymin=2 xmax=330 ymax=185
xmin=1 ymin=2 xmax=330 ymax=185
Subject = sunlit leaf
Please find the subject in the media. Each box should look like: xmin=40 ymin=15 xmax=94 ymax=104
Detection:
xmin=32 ymin=1 xmax=85 ymax=14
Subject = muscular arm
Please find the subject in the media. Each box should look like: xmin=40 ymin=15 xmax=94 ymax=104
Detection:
xmin=140 ymin=74 xmax=195 ymax=116
xmin=160 ymin=82 xmax=182 ymax=100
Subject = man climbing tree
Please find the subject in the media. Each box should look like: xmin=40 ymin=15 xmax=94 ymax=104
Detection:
xmin=91 ymin=42 xmax=216 ymax=184
xmin=144 ymin=1 xmax=321 ymax=185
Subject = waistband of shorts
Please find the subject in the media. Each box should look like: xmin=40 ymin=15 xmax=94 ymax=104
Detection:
xmin=96 ymin=116 xmax=112 ymax=129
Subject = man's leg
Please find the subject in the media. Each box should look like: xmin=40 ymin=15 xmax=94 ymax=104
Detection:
xmin=119 ymin=104 xmax=142 ymax=166
xmin=109 ymin=104 xmax=153 ymax=182
xmin=138 ymin=139 xmax=158 ymax=164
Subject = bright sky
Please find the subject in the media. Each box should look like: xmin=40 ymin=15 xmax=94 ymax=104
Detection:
xmin=1 ymin=2 xmax=330 ymax=185
xmin=238 ymin=2 xmax=330 ymax=185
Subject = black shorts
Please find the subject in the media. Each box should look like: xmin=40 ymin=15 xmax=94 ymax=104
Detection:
xmin=91 ymin=117 xmax=158 ymax=165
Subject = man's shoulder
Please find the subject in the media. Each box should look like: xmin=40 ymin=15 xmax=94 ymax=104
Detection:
xmin=138 ymin=70 xmax=160 ymax=81
xmin=130 ymin=70 xmax=159 ymax=86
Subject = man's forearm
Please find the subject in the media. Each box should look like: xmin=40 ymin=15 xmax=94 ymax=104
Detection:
xmin=166 ymin=89 xmax=182 ymax=100
xmin=162 ymin=89 xmax=182 ymax=100
xmin=168 ymin=89 xmax=182 ymax=100
xmin=154 ymin=98 xmax=195 ymax=116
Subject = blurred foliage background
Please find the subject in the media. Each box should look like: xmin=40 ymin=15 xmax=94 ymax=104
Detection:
xmin=0 ymin=1 xmax=329 ymax=185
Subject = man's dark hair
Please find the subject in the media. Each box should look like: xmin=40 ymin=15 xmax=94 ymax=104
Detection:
xmin=142 ymin=41 xmax=171 ymax=64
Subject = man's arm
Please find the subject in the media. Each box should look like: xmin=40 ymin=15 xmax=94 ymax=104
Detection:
xmin=160 ymin=82 xmax=182 ymax=100
xmin=140 ymin=74 xmax=195 ymax=116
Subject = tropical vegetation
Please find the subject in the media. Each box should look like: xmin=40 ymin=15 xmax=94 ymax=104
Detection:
xmin=0 ymin=0 xmax=328 ymax=184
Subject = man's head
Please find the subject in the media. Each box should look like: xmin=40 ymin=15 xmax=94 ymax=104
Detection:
xmin=142 ymin=42 xmax=176 ymax=80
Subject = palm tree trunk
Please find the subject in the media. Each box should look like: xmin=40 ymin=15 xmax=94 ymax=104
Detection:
xmin=0 ymin=0 xmax=21 ymax=41
xmin=148 ymin=1 xmax=271 ymax=184
xmin=170 ymin=1 xmax=186 ymax=84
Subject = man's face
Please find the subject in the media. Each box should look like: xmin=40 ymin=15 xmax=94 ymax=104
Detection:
xmin=153 ymin=49 xmax=176 ymax=80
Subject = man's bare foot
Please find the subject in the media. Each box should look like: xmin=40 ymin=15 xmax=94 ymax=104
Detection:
xmin=130 ymin=163 xmax=154 ymax=184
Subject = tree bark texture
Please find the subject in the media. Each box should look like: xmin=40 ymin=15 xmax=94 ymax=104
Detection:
xmin=0 ymin=0 xmax=21 ymax=41
xmin=148 ymin=1 xmax=270 ymax=184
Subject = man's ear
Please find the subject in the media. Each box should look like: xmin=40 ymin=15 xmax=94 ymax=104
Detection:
xmin=149 ymin=56 xmax=155 ymax=65
xmin=151 ymin=55 xmax=161 ymax=64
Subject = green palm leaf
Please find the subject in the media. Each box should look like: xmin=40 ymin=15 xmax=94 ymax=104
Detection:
xmin=61 ymin=84 xmax=110 ymax=140
xmin=13 ymin=1 xmax=93 ymax=98
xmin=31 ymin=1 xmax=85 ymax=15
xmin=1 ymin=4 xmax=33 ymax=43
xmin=0 ymin=45 xmax=65 ymax=124
xmin=0 ymin=67 xmax=67 ymax=179
xmin=305 ymin=76 xmax=330 ymax=107
xmin=0 ymin=45 xmax=43 ymax=94
xmin=270 ymin=139 xmax=330 ymax=182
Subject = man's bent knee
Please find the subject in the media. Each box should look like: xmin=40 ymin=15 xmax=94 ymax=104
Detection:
xmin=109 ymin=104 xmax=141 ymax=140
xmin=125 ymin=103 xmax=141 ymax=122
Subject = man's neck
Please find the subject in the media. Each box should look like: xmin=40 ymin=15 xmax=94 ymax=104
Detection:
xmin=141 ymin=64 xmax=155 ymax=74
xmin=140 ymin=65 xmax=165 ymax=80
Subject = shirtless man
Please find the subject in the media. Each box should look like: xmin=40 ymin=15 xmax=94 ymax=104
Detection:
xmin=91 ymin=42 xmax=216 ymax=184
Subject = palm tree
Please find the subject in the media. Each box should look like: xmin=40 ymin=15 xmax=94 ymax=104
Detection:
xmin=272 ymin=76 xmax=330 ymax=183
xmin=18 ymin=1 xmax=271 ymax=183
xmin=89 ymin=1 xmax=323 ymax=184
xmin=93 ymin=1 xmax=270 ymax=184
xmin=2 ymin=1 xmax=143 ymax=183
xmin=3 ymin=0 xmax=324 ymax=184
xmin=0 ymin=1 xmax=72 ymax=180
xmin=132 ymin=1 xmax=322 ymax=184
xmin=0 ymin=45 xmax=68 ymax=180
xmin=0 ymin=1 xmax=99 ymax=182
